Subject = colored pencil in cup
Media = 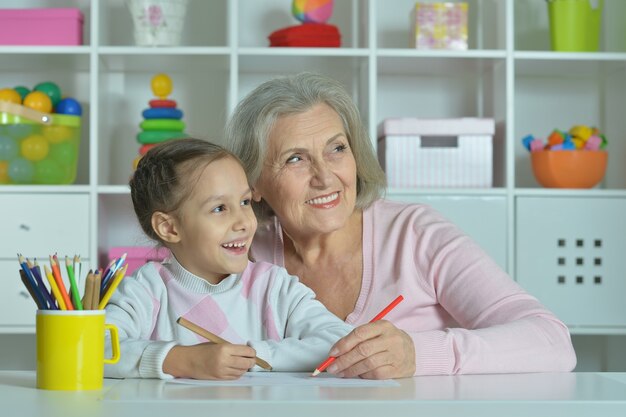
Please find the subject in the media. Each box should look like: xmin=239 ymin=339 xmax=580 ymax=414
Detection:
xmin=176 ymin=316 xmax=273 ymax=371
xmin=74 ymin=255 xmax=81 ymax=287
xmin=101 ymin=253 xmax=127 ymax=293
xmin=50 ymin=255 xmax=74 ymax=310
xmin=17 ymin=254 xmax=48 ymax=309
xmin=43 ymin=264 xmax=67 ymax=310
xmin=25 ymin=256 xmax=56 ymax=309
xmin=65 ymin=256 xmax=83 ymax=310
xmin=311 ymin=295 xmax=404 ymax=377
xmin=98 ymin=264 xmax=127 ymax=309
xmin=82 ymin=271 xmax=94 ymax=310
xmin=19 ymin=269 xmax=46 ymax=310
xmin=92 ymin=270 xmax=102 ymax=308
xmin=30 ymin=259 xmax=57 ymax=310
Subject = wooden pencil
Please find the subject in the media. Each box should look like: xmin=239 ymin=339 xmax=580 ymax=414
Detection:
xmin=176 ymin=316 xmax=273 ymax=371
xmin=83 ymin=272 xmax=95 ymax=310
xmin=93 ymin=270 xmax=101 ymax=308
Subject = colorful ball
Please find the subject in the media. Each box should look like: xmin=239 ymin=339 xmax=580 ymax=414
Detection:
xmin=34 ymin=159 xmax=65 ymax=184
xmin=8 ymin=157 xmax=35 ymax=183
xmin=0 ymin=88 xmax=22 ymax=104
xmin=49 ymin=141 xmax=77 ymax=166
xmin=23 ymin=91 xmax=53 ymax=113
xmin=0 ymin=135 xmax=19 ymax=159
xmin=42 ymin=124 xmax=73 ymax=144
xmin=13 ymin=86 xmax=30 ymax=100
xmin=55 ymin=97 xmax=82 ymax=116
xmin=292 ymin=0 xmax=334 ymax=23
xmin=21 ymin=134 xmax=49 ymax=161
xmin=151 ymin=74 xmax=173 ymax=99
xmin=34 ymin=81 xmax=62 ymax=107
xmin=0 ymin=160 xmax=9 ymax=183
xmin=5 ymin=124 xmax=34 ymax=139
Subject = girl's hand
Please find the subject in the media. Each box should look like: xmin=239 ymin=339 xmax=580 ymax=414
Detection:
xmin=163 ymin=343 xmax=257 ymax=380
xmin=325 ymin=321 xmax=416 ymax=379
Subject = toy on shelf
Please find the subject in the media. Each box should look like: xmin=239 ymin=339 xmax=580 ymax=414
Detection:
xmin=521 ymin=124 xmax=607 ymax=152
xmin=268 ymin=0 xmax=340 ymax=47
xmin=133 ymin=74 xmax=188 ymax=170
xmin=521 ymin=124 xmax=608 ymax=189
xmin=0 ymin=81 xmax=82 ymax=185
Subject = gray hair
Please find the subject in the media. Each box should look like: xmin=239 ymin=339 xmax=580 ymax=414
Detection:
xmin=225 ymin=72 xmax=385 ymax=222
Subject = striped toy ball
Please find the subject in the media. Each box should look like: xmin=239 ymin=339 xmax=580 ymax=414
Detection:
xmin=292 ymin=0 xmax=334 ymax=23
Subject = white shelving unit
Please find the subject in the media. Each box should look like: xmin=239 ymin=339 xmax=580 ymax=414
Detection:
xmin=1 ymin=1 xmax=626 ymax=367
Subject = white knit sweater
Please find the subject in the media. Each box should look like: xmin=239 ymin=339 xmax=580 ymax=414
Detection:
xmin=104 ymin=256 xmax=353 ymax=379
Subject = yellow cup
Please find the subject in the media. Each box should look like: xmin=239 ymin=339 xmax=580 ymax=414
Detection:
xmin=36 ymin=310 xmax=120 ymax=390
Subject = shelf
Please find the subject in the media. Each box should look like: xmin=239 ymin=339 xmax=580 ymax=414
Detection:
xmin=514 ymin=189 xmax=626 ymax=198
xmin=237 ymin=47 xmax=369 ymax=57
xmin=1 ymin=0 xmax=625 ymax=340
xmin=0 ymin=186 xmax=91 ymax=194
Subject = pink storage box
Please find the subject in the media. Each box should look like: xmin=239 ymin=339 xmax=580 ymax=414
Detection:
xmin=0 ymin=8 xmax=83 ymax=46
xmin=378 ymin=118 xmax=495 ymax=188
xmin=108 ymin=246 xmax=170 ymax=276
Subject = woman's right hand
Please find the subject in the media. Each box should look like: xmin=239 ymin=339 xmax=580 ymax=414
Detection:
xmin=163 ymin=343 xmax=257 ymax=380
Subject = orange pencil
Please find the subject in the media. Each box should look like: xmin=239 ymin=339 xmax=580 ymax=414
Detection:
xmin=49 ymin=255 xmax=74 ymax=310
xmin=311 ymin=295 xmax=404 ymax=377
xmin=43 ymin=264 xmax=67 ymax=310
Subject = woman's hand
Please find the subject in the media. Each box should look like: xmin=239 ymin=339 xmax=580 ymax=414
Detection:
xmin=163 ymin=343 xmax=257 ymax=380
xmin=326 ymin=321 xmax=416 ymax=379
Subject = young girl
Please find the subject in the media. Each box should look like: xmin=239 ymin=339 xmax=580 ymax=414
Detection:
xmin=104 ymin=138 xmax=352 ymax=380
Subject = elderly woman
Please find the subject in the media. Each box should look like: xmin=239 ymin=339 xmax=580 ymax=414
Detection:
xmin=225 ymin=72 xmax=576 ymax=379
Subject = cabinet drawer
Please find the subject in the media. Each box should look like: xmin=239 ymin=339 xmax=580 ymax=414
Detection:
xmin=516 ymin=197 xmax=626 ymax=327
xmin=0 ymin=194 xmax=90 ymax=258
xmin=0 ymin=260 xmax=38 ymax=326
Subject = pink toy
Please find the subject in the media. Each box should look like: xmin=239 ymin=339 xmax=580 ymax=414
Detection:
xmin=0 ymin=8 xmax=83 ymax=46
xmin=292 ymin=0 xmax=334 ymax=24
xmin=584 ymin=135 xmax=602 ymax=150
xmin=530 ymin=138 xmax=545 ymax=152
xmin=108 ymin=246 xmax=170 ymax=275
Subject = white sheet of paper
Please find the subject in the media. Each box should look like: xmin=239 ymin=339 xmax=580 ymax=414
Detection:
xmin=169 ymin=372 xmax=399 ymax=387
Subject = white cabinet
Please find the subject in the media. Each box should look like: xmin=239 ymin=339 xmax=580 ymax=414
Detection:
xmin=1 ymin=0 xmax=626 ymax=337
xmin=0 ymin=194 xmax=90 ymax=257
xmin=516 ymin=197 xmax=626 ymax=329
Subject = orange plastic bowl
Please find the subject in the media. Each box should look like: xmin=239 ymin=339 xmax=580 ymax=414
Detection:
xmin=531 ymin=150 xmax=608 ymax=188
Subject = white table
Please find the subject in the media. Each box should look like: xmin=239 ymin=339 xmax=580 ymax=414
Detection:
xmin=2 ymin=371 xmax=626 ymax=417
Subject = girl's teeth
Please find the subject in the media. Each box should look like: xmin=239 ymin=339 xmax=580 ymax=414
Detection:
xmin=223 ymin=242 xmax=245 ymax=248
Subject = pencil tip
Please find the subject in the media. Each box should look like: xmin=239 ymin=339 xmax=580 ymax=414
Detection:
xmin=311 ymin=369 xmax=320 ymax=377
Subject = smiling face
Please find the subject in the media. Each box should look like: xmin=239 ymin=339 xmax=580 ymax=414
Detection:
xmin=253 ymin=103 xmax=358 ymax=239
xmin=163 ymin=156 xmax=257 ymax=284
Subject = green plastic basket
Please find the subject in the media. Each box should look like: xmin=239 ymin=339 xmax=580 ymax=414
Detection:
xmin=0 ymin=110 xmax=81 ymax=184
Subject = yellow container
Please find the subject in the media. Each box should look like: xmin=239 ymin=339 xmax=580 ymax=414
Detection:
xmin=36 ymin=310 xmax=120 ymax=390
xmin=548 ymin=0 xmax=603 ymax=52
xmin=0 ymin=110 xmax=81 ymax=184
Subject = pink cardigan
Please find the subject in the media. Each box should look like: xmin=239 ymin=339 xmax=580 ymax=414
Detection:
xmin=251 ymin=199 xmax=576 ymax=375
